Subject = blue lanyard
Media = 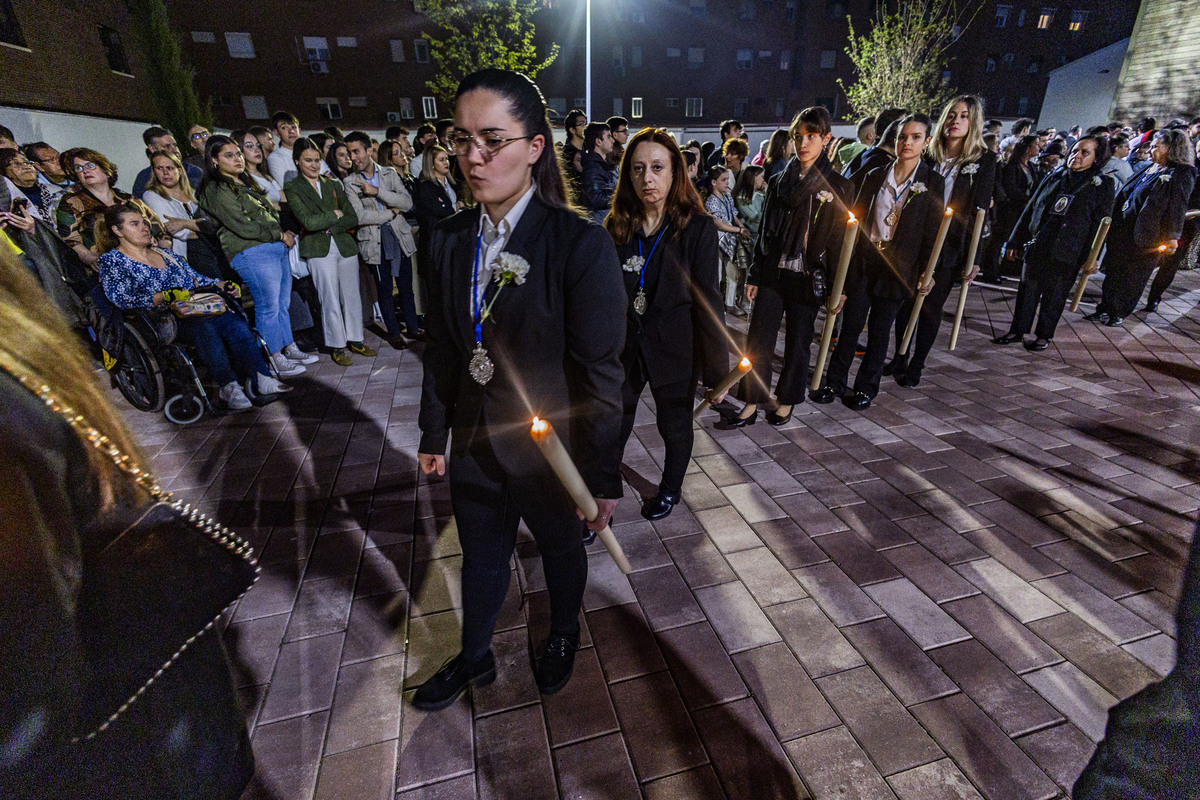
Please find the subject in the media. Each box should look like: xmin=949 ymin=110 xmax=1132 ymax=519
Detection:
xmin=637 ymin=226 xmax=668 ymax=291
xmin=471 ymin=231 xmax=486 ymax=344
xmin=890 ymin=176 xmax=913 ymax=204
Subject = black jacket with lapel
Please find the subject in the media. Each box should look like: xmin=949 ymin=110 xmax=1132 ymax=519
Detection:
xmin=938 ymin=149 xmax=998 ymax=276
xmin=843 ymin=146 xmax=894 ymax=181
xmin=418 ymin=195 xmax=627 ymax=497
xmin=1007 ymin=166 xmax=1117 ymax=269
xmin=1110 ymin=161 xmax=1196 ymax=254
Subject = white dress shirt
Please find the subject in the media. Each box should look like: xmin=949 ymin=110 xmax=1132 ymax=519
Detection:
xmin=471 ymin=184 xmax=536 ymax=312
xmin=870 ymin=163 xmax=917 ymax=243
xmin=936 ymin=158 xmax=959 ymax=207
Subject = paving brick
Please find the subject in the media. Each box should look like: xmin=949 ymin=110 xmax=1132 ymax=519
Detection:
xmin=395 ymin=691 xmax=474 ymax=791
xmin=726 ymin=547 xmax=807 ymax=606
xmin=842 ymin=619 xmax=959 ymax=706
xmin=586 ymin=603 xmax=666 ymax=683
xmin=247 ymin=710 xmax=328 ymax=800
xmin=693 ymin=580 xmax=782 ymax=653
xmin=695 ymin=504 xmax=762 ymax=553
xmin=610 ymin=671 xmax=708 ymax=782
xmin=324 ymin=653 xmax=404 ymax=754
xmin=1032 ymin=573 xmax=1160 ymax=645
xmin=1027 ymin=612 xmax=1160 ymax=697
xmin=766 ymin=598 xmax=866 ymax=678
xmin=1015 ymin=723 xmax=1096 ymax=793
xmin=752 ymin=517 xmax=831 ymax=568
xmin=474 ymin=705 xmax=556 ymax=800
xmin=882 ymin=544 xmax=980 ymax=603
xmin=793 ymin=562 xmax=886 ymax=626
xmin=258 ymin=632 xmax=345 ymax=724
xmin=863 ymin=578 xmax=971 ymax=650
xmin=834 ymin=502 xmax=917 ymax=549
xmin=657 ymin=622 xmax=749 ymax=710
xmin=641 ymin=766 xmax=726 ymax=800
xmin=663 ymin=533 xmax=737 ymax=589
xmin=928 ymin=640 xmax=1064 ymax=737
xmin=1122 ymin=633 xmax=1177 ymax=676
xmin=962 ymin=528 xmax=1067 ymax=582
xmin=886 ymin=759 xmax=985 ymax=800
xmin=693 ymin=697 xmax=810 ymax=800
xmin=313 ymin=740 xmax=396 ymax=800
xmin=628 ymin=565 xmax=706 ymax=632
xmin=1022 ymin=663 xmax=1119 ymax=742
xmin=784 ymin=727 xmax=895 ymax=800
xmin=541 ymin=646 xmax=618 ymax=746
xmin=955 ymin=559 xmax=1064 ymax=623
xmin=816 ymin=530 xmax=905 ymax=586
xmin=552 ymin=732 xmax=640 ymax=800
xmin=733 ymin=642 xmax=840 ymax=741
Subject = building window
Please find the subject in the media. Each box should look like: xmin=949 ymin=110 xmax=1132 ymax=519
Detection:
xmin=303 ymin=36 xmax=330 ymax=61
xmin=190 ymin=31 xmax=215 ymax=44
xmin=985 ymin=56 xmax=996 ymax=73
xmin=1069 ymin=9 xmax=1088 ymax=31
xmin=995 ymin=5 xmax=1011 ymax=27
xmin=826 ymin=0 xmax=846 ymax=18
xmin=737 ymin=49 xmax=753 ymax=70
xmin=733 ymin=98 xmax=749 ymax=118
xmin=0 ymin=0 xmax=26 ymax=49
xmin=666 ymin=47 xmax=680 ymax=58
xmin=994 ymin=96 xmax=1006 ymax=114
xmin=242 ymin=95 xmax=268 ymax=119
xmin=1037 ymin=8 xmax=1055 ymax=29
xmin=613 ymin=98 xmax=623 ymax=115
xmin=98 ymin=26 xmax=131 ymax=74
xmin=400 ymin=97 xmax=415 ymax=119
xmin=414 ymin=38 xmax=430 ymax=63
xmin=549 ymin=97 xmax=566 ymax=115
xmin=688 ymin=47 xmax=704 ymax=67
xmin=390 ymin=39 xmax=405 ymax=62
xmin=1003 ymin=52 xmax=1014 ymax=66
xmin=348 ymin=96 xmax=367 ymax=107
xmin=685 ymin=97 xmax=703 ymax=118
xmin=689 ymin=0 xmax=706 ymax=15
xmin=612 ymin=45 xmax=623 ymax=71
xmin=1017 ymin=9 xmax=1026 ymax=25
xmin=780 ymin=50 xmax=792 ymax=70
xmin=631 ymin=97 xmax=643 ymax=118
xmin=1018 ymin=97 xmax=1029 ymax=114
xmin=759 ymin=50 xmax=772 ymax=59
xmin=738 ymin=0 xmax=755 ymax=19
xmin=785 ymin=0 xmax=796 ymax=20
xmin=337 ymin=36 xmax=357 ymax=48
xmin=631 ymin=45 xmax=642 ymax=68
xmin=775 ymin=98 xmax=785 ymax=117
xmin=762 ymin=0 xmax=775 ymax=9
xmin=665 ymin=97 xmax=679 ymax=108
xmin=422 ymin=96 xmax=437 ymax=118
xmin=816 ymin=96 xmax=835 ymax=113
xmin=574 ymin=97 xmax=586 ymax=109
xmin=225 ymin=32 xmax=255 ymax=59
xmin=317 ymin=97 xmax=342 ymax=120
xmin=1028 ymin=57 xmax=1042 ymax=73
xmin=820 ymin=50 xmax=836 ymax=69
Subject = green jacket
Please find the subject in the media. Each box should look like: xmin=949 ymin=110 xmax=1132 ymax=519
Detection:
xmin=284 ymin=175 xmax=359 ymax=259
xmin=197 ymin=179 xmax=282 ymax=260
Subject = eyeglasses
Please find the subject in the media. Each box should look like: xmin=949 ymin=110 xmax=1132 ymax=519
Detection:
xmin=242 ymin=141 xmax=262 ymax=150
xmin=190 ymin=131 xmax=210 ymax=140
xmin=451 ymin=133 xmax=532 ymax=160
xmin=73 ymin=162 xmax=100 ymax=173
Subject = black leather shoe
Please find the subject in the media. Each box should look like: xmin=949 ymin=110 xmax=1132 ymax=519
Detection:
xmin=715 ymin=409 xmax=757 ymax=430
xmin=881 ymin=354 xmax=909 ymax=376
xmin=993 ymin=332 xmax=1023 ymax=345
xmin=641 ymin=491 xmax=681 ymax=520
xmin=1145 ymin=300 xmax=1160 ymax=313
xmin=765 ymin=407 xmax=794 ymax=426
xmin=896 ymin=368 xmax=922 ymax=388
xmin=387 ymin=336 xmax=408 ymax=351
xmin=411 ymin=650 xmax=496 ymax=711
xmin=1083 ymin=310 xmax=1107 ymax=322
xmin=1105 ymin=316 xmax=1125 ymax=327
xmin=536 ymin=634 xmax=580 ymax=695
xmin=810 ymin=386 xmax=838 ymax=404
xmin=843 ymin=391 xmax=872 ymax=410
xmin=1025 ymin=338 xmax=1050 ymax=351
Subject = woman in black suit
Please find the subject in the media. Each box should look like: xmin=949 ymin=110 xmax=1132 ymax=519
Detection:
xmin=723 ymin=106 xmax=854 ymax=429
xmin=812 ymin=114 xmax=945 ymax=411
xmin=981 ymin=134 xmax=1041 ymax=283
xmin=415 ymin=69 xmax=625 ymax=709
xmin=606 ymin=128 xmax=727 ymax=521
xmin=414 ymin=144 xmax=458 ymax=273
xmin=1090 ymin=129 xmax=1197 ymax=326
xmin=888 ymin=95 xmax=996 ymax=387
xmin=995 ymin=135 xmax=1117 ymax=349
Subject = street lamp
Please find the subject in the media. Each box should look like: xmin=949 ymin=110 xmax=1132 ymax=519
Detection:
xmin=585 ymin=0 xmax=592 ymax=123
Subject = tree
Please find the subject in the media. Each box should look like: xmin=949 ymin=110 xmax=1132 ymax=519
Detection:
xmin=128 ymin=0 xmax=212 ymax=150
xmin=838 ymin=0 xmax=972 ymax=119
xmin=420 ymin=0 xmax=559 ymax=110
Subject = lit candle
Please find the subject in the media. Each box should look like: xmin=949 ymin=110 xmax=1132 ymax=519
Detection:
xmin=811 ymin=213 xmax=860 ymax=391
xmin=948 ymin=207 xmax=988 ymax=351
xmin=530 ymin=417 xmax=633 ymax=574
xmin=1068 ymin=216 xmax=1112 ymax=312
xmin=693 ymin=357 xmax=752 ymax=419
xmin=899 ymin=205 xmax=954 ymax=355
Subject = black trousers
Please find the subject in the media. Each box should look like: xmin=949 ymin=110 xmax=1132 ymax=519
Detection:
xmin=740 ymin=281 xmax=821 ymax=406
xmin=1008 ymin=260 xmax=1076 ymax=340
xmin=1098 ymin=251 xmax=1159 ymax=319
xmin=449 ymin=441 xmax=587 ymax=662
xmin=1147 ymin=221 xmax=1198 ymax=304
xmin=896 ymin=268 xmax=955 ymax=373
xmin=825 ymin=280 xmax=904 ymax=398
xmin=619 ymin=354 xmax=693 ymax=496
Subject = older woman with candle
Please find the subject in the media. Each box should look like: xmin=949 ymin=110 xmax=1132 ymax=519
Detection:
xmin=605 ymin=127 xmax=727 ymax=521
xmin=415 ymin=68 xmax=625 ymax=710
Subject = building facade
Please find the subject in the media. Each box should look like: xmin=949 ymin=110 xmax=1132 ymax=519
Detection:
xmin=1111 ymin=0 xmax=1200 ymax=122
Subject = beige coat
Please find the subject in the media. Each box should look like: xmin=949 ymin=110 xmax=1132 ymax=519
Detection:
xmin=343 ymin=164 xmax=416 ymax=262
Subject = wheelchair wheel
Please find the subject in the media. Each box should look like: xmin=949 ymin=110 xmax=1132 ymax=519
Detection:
xmin=112 ymin=323 xmax=165 ymax=412
xmin=164 ymin=393 xmax=205 ymax=425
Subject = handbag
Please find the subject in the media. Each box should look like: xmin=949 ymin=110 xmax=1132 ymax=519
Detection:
xmin=3 ymin=367 xmax=259 ymax=742
xmin=170 ymin=291 xmax=227 ymax=318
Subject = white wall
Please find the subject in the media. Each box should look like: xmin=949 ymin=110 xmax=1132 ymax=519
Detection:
xmin=0 ymin=106 xmax=154 ymax=194
xmin=1038 ymin=39 xmax=1129 ymax=132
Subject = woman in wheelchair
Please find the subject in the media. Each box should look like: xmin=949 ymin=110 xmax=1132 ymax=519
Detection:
xmin=95 ymin=203 xmax=292 ymax=411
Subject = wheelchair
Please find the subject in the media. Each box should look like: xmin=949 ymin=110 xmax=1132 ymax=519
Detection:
xmin=86 ymin=285 xmax=279 ymax=425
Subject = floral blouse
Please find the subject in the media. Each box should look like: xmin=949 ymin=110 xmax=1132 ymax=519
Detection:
xmin=98 ymin=246 xmax=210 ymax=310
xmin=55 ymin=188 xmax=167 ymax=254
xmin=706 ymin=192 xmax=739 ymax=258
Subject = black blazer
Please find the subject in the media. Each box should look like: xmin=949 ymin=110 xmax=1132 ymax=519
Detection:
xmin=748 ymin=155 xmax=855 ymax=298
xmin=1109 ymin=161 xmax=1196 ymax=254
xmin=1007 ymin=167 xmax=1117 ymax=268
xmin=937 ymin=149 xmax=997 ymax=275
xmin=415 ymin=178 xmax=456 ymax=230
xmin=996 ymin=161 xmax=1038 ymax=223
xmin=615 ymin=215 xmax=726 ymax=388
xmin=842 ymin=145 xmax=893 ymax=181
xmin=418 ymin=196 xmax=627 ymax=498
xmin=850 ymin=161 xmax=946 ymax=300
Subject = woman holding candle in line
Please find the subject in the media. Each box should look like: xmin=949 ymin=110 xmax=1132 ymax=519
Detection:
xmin=416 ymin=69 xmax=625 ymax=710
xmin=812 ymin=114 xmax=945 ymax=411
xmin=721 ymin=106 xmax=854 ymax=429
xmin=886 ymin=95 xmax=996 ymax=388
xmin=994 ymin=135 xmax=1117 ymax=350
xmin=605 ymin=128 xmax=727 ymax=521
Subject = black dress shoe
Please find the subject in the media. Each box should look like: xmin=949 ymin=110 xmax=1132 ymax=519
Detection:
xmin=1082 ymin=310 xmax=1107 ymax=322
xmin=896 ymin=369 xmax=922 ymax=388
xmin=536 ymin=634 xmax=580 ymax=695
xmin=765 ymin=407 xmax=794 ymax=426
xmin=293 ymin=334 xmax=320 ymax=353
xmin=993 ymin=332 xmax=1023 ymax=345
xmin=411 ymin=650 xmax=496 ymax=711
xmin=641 ymin=491 xmax=681 ymax=521
xmin=881 ymin=354 xmax=909 ymax=376
xmin=810 ymin=386 xmax=839 ymax=404
xmin=715 ymin=409 xmax=757 ymax=429
xmin=1144 ymin=300 xmax=1160 ymax=313
xmin=1025 ymin=338 xmax=1050 ymax=351
xmin=842 ymin=391 xmax=872 ymax=410
xmin=1105 ymin=316 xmax=1125 ymax=327
xmin=387 ymin=336 xmax=408 ymax=351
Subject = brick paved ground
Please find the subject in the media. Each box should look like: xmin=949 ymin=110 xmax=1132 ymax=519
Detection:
xmin=126 ymin=273 xmax=1200 ymax=800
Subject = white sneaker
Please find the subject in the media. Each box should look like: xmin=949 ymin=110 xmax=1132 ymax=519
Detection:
xmin=282 ymin=343 xmax=318 ymax=364
xmin=247 ymin=372 xmax=293 ymax=397
xmin=272 ymin=352 xmax=306 ymax=377
xmin=218 ymin=380 xmax=253 ymax=411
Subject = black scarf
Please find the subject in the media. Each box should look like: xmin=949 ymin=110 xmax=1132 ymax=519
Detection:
xmin=764 ymin=154 xmax=840 ymax=261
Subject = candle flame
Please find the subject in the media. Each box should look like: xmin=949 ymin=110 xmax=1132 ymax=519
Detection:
xmin=1158 ymin=245 xmax=1168 ymax=252
xmin=945 ymin=207 xmax=954 ymax=216
xmin=531 ymin=417 xmax=548 ymax=433
xmin=739 ymin=357 xmax=751 ymax=368
xmin=848 ymin=213 xmax=857 ymax=224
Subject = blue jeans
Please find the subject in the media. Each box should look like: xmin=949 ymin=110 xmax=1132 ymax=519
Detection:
xmin=179 ymin=312 xmax=270 ymax=386
xmin=231 ymin=241 xmax=293 ymax=353
xmin=373 ymin=254 xmax=419 ymax=337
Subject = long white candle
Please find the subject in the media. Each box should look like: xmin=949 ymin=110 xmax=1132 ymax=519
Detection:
xmin=948 ymin=207 xmax=988 ymax=351
xmin=693 ymin=357 xmax=752 ymax=419
xmin=811 ymin=213 xmax=859 ymax=391
xmin=1068 ymin=216 xmax=1112 ymax=312
xmin=899 ymin=205 xmax=954 ymax=355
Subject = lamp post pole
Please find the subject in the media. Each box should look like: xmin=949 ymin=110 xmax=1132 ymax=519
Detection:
xmin=585 ymin=0 xmax=592 ymax=122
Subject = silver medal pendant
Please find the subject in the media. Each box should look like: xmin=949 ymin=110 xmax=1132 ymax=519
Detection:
xmin=469 ymin=343 xmax=494 ymax=385
xmin=885 ymin=210 xmax=898 ymax=228
xmin=634 ymin=288 xmax=647 ymax=315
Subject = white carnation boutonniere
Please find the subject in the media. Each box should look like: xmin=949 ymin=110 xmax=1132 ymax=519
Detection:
xmin=480 ymin=252 xmax=531 ymax=321
xmin=816 ymin=190 xmax=835 ymax=205
xmin=622 ymin=255 xmax=645 ymax=273
xmin=1159 ymin=173 xmax=1172 ymax=183
xmin=909 ymin=182 xmax=927 ymax=196
xmin=1092 ymin=176 xmax=1103 ymax=187
xmin=961 ymin=162 xmax=979 ymax=176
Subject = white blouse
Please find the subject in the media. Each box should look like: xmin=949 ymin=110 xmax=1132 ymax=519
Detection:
xmin=139 ymin=190 xmax=197 ymax=258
